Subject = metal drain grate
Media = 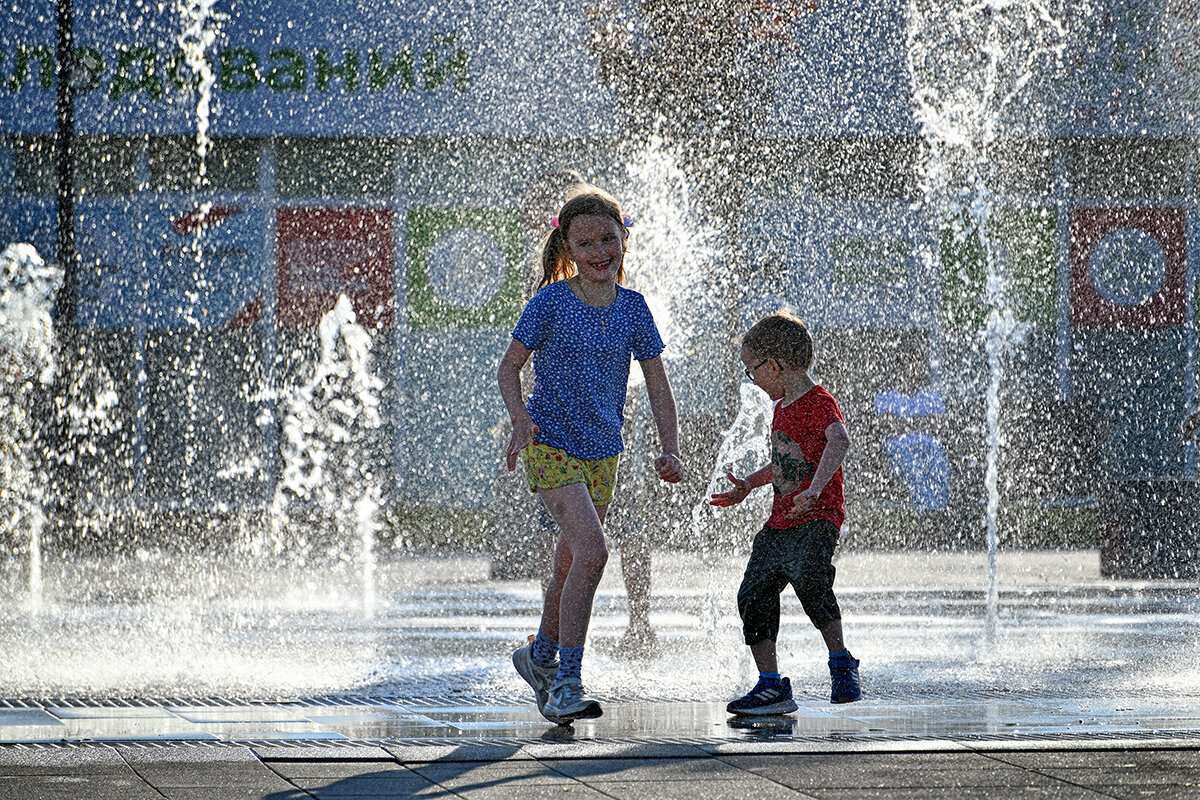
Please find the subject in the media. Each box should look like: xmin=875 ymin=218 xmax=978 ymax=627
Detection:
xmin=4 ymin=687 xmax=1198 ymax=709
xmin=4 ymin=729 xmax=1200 ymax=754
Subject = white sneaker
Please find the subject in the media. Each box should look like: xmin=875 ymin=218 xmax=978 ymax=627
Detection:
xmin=543 ymin=677 xmax=602 ymax=723
xmin=512 ymin=642 xmax=558 ymax=714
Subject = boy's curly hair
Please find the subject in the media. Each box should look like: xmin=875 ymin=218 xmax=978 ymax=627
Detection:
xmin=742 ymin=312 xmax=813 ymax=372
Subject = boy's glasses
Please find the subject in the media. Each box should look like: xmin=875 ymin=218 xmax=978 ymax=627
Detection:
xmin=744 ymin=357 xmax=770 ymax=380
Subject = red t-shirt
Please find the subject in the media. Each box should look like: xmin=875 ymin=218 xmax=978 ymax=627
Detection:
xmin=766 ymin=385 xmax=846 ymax=530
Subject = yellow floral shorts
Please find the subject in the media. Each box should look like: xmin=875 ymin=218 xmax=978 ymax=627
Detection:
xmin=522 ymin=442 xmax=620 ymax=506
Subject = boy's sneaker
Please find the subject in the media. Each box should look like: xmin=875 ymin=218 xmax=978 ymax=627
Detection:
xmin=543 ymin=677 xmax=603 ymax=723
xmin=726 ymin=676 xmax=798 ymax=716
xmin=829 ymin=653 xmax=862 ymax=703
xmin=512 ymin=642 xmax=558 ymax=714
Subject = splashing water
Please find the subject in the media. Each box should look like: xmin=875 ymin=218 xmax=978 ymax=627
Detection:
xmin=270 ymin=295 xmax=383 ymax=615
xmin=698 ymin=382 xmax=775 ymax=530
xmin=620 ymin=136 xmax=720 ymax=357
xmin=689 ymin=382 xmax=775 ymax=636
xmin=0 ymin=245 xmax=61 ymax=609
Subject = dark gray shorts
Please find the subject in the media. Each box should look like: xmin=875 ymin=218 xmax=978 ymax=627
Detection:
xmin=736 ymin=520 xmax=842 ymax=644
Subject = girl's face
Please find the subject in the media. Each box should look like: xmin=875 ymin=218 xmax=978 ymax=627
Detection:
xmin=565 ymin=213 xmax=625 ymax=285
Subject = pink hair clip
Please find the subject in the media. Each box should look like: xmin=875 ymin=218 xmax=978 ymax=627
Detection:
xmin=622 ymin=214 xmax=633 ymax=227
xmin=550 ymin=216 xmax=559 ymax=229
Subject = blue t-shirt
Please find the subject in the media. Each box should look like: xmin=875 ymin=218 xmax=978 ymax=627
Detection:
xmin=512 ymin=281 xmax=664 ymax=459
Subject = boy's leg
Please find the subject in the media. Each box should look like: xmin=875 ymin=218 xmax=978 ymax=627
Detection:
xmin=788 ymin=522 xmax=843 ymax=637
xmin=749 ymin=638 xmax=780 ymax=674
xmin=818 ymin=618 xmax=846 ymax=654
xmin=737 ymin=529 xmax=788 ymax=650
xmin=728 ymin=531 xmax=798 ymax=716
xmin=784 ymin=521 xmax=861 ymax=704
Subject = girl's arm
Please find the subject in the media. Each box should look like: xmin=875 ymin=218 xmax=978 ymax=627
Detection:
xmin=497 ymin=338 xmax=537 ymax=471
xmin=638 ymin=355 xmax=683 ymax=483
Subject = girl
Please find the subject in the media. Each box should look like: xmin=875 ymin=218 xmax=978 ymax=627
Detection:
xmin=497 ymin=187 xmax=684 ymax=723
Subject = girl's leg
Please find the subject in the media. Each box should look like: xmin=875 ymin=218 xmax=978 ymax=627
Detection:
xmin=536 ymin=483 xmax=609 ymax=647
xmin=537 ymin=533 xmax=572 ymax=643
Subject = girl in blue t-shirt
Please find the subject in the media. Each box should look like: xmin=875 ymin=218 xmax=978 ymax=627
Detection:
xmin=497 ymin=187 xmax=684 ymax=723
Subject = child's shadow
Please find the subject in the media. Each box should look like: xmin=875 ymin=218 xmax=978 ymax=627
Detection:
xmin=262 ymin=739 xmax=721 ymax=797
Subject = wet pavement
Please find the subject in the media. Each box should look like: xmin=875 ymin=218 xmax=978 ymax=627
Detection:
xmin=1 ymin=688 xmax=1199 ymax=745
xmin=1 ymin=549 xmax=1198 ymax=797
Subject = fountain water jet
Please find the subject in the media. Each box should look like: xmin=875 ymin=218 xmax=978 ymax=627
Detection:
xmin=0 ymin=244 xmax=61 ymax=610
xmin=273 ymin=295 xmax=383 ymax=616
xmin=906 ymin=0 xmax=1062 ymax=636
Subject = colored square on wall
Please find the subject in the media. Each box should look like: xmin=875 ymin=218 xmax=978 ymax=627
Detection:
xmin=940 ymin=206 xmax=1058 ymax=331
xmin=830 ymin=236 xmax=912 ymax=288
xmin=1069 ymin=207 xmax=1186 ymax=329
xmin=406 ymin=208 xmax=522 ymax=328
xmin=276 ymin=206 xmax=394 ymax=328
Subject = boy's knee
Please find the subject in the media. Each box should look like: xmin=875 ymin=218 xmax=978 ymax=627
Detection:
xmin=797 ymin=584 xmax=841 ymax=629
xmin=737 ymin=588 xmax=780 ymax=644
xmin=741 ymin=610 xmax=780 ymax=646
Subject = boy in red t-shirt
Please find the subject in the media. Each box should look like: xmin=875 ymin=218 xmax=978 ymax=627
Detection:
xmin=710 ymin=313 xmax=860 ymax=714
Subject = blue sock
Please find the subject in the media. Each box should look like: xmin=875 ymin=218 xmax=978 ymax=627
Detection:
xmin=557 ymin=646 xmax=584 ymax=683
xmin=759 ymin=671 xmax=782 ymax=682
xmin=829 ymin=649 xmax=851 ymax=660
xmin=531 ymin=632 xmax=559 ymax=667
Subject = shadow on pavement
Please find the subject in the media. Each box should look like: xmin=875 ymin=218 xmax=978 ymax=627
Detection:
xmin=261 ymin=734 xmax=743 ymax=798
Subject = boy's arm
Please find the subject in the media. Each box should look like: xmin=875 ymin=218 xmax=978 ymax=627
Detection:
xmin=497 ymin=338 xmax=536 ymax=471
xmin=710 ymin=463 xmax=774 ymax=506
xmin=790 ymin=420 xmax=851 ymax=514
xmin=639 ymin=355 xmax=684 ymax=483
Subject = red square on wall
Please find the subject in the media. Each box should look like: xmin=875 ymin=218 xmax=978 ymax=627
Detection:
xmin=276 ymin=207 xmax=394 ymax=328
xmin=1069 ymin=207 xmax=1187 ymax=328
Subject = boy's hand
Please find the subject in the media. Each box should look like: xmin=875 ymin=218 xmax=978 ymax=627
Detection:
xmin=710 ymin=472 xmax=751 ymax=506
xmin=505 ymin=423 xmax=539 ymax=471
xmin=655 ymin=452 xmax=684 ymax=483
xmin=785 ymin=486 xmax=820 ymax=518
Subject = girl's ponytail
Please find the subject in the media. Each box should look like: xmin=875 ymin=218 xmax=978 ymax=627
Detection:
xmin=538 ymin=227 xmax=572 ymax=290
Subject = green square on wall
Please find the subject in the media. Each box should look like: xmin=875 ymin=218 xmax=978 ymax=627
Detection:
xmin=407 ymin=208 xmax=523 ymax=328
xmin=940 ymin=206 xmax=1058 ymax=331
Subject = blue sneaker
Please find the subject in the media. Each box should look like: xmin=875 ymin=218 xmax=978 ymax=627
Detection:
xmin=726 ymin=676 xmax=798 ymax=716
xmin=829 ymin=653 xmax=861 ymax=703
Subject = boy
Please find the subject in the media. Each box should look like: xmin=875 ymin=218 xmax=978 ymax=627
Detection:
xmin=710 ymin=312 xmax=860 ymax=714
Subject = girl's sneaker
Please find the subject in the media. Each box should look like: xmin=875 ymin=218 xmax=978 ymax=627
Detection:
xmin=543 ymin=677 xmax=603 ymax=723
xmin=512 ymin=642 xmax=558 ymax=715
xmin=829 ymin=653 xmax=862 ymax=703
xmin=726 ymin=676 xmax=798 ymax=716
